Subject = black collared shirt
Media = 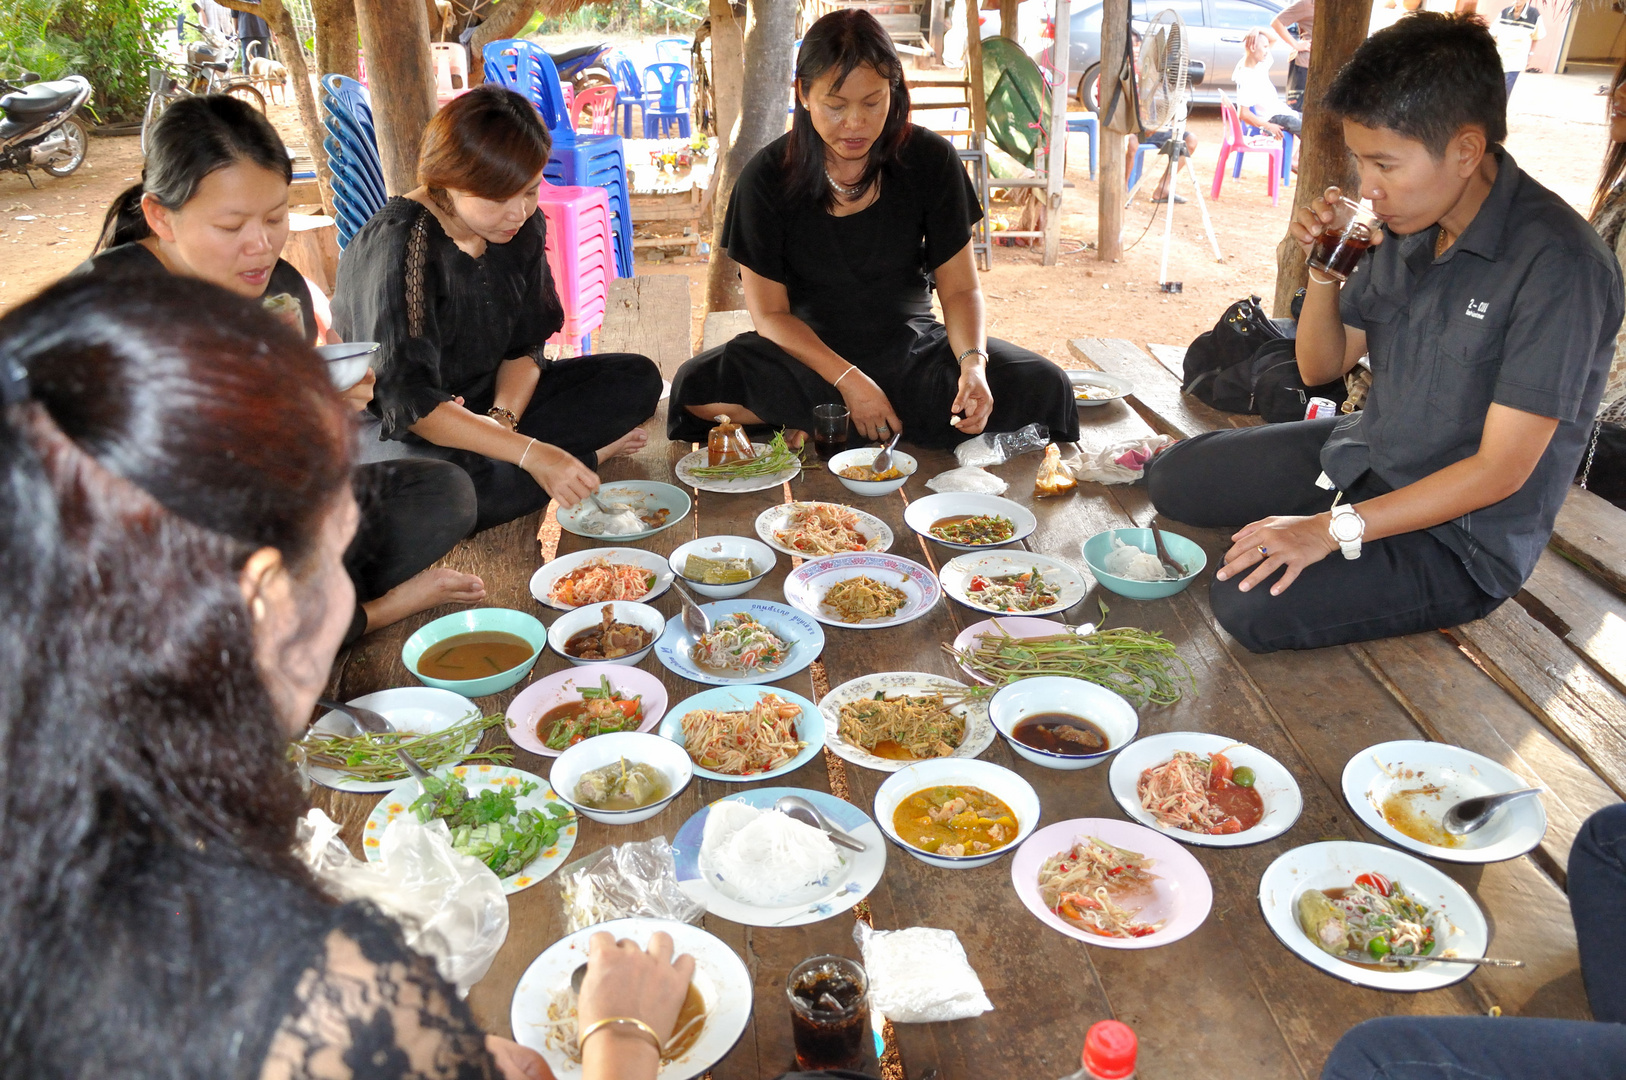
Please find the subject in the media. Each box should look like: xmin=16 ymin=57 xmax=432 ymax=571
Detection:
xmin=1327 ymin=150 xmax=1624 ymax=598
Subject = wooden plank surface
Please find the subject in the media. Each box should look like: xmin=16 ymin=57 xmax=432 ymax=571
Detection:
xmin=1067 ymin=337 xmax=1261 ymax=440
xmin=597 ymin=275 xmax=695 ymax=377
xmin=701 ymin=309 xmax=755 ymax=352
xmin=1517 ymin=550 xmax=1626 ymax=696
xmin=1550 ymin=486 xmax=1626 ymax=598
xmin=1145 ymin=341 xmax=1188 ymax=380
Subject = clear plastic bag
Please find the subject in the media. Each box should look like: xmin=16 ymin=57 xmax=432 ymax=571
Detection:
xmin=1034 ymin=443 xmax=1077 ymax=497
xmin=853 ymin=922 xmax=993 ymax=1023
xmin=558 ymin=837 xmax=704 ymax=933
xmin=925 ymin=465 xmax=1008 ymax=494
xmin=953 ymin=423 xmax=1049 ymax=468
xmin=297 ymin=808 xmax=509 ymax=996
xmin=1067 ymin=433 xmax=1172 ymax=485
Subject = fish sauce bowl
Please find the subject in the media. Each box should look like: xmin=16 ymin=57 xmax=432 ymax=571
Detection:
xmin=550 ymin=731 xmax=694 ymax=825
xmin=988 ymin=675 xmax=1139 ymax=770
xmin=401 ymin=608 xmax=546 ymax=696
xmin=874 ymin=758 xmax=1040 ymax=868
xmin=546 ymin=601 xmax=666 ymax=667
xmin=1081 ymin=528 xmax=1207 ymax=600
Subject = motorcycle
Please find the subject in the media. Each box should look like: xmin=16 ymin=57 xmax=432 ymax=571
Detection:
xmin=547 ymin=42 xmax=614 ymax=93
xmin=0 ymin=72 xmax=92 ymax=183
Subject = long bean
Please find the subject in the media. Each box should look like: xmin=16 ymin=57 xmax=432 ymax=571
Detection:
xmin=942 ymin=625 xmax=1195 ymax=708
xmin=299 ymin=712 xmax=511 ymax=783
xmin=688 ymin=431 xmax=805 ymax=479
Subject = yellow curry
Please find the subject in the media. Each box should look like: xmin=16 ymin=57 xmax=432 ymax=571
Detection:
xmin=892 ymin=785 xmax=1018 ymax=857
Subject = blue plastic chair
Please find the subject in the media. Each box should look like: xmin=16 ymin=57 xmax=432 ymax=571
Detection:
xmin=641 ymin=62 xmax=691 ymax=138
xmin=654 ymin=38 xmax=690 ymax=65
xmin=609 ymin=54 xmax=657 ymax=137
xmin=1235 ymin=124 xmax=1293 ymax=188
xmin=1064 ymin=113 xmax=1098 ymax=180
xmin=320 ymin=74 xmax=386 ymax=248
xmin=1127 ymin=140 xmax=1158 ymax=191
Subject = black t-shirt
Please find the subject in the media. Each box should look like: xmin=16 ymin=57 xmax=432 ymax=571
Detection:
xmin=721 ymin=125 xmax=981 ymax=368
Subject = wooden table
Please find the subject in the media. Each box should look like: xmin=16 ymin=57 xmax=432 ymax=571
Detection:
xmin=314 ymin=397 xmax=1591 ymax=1079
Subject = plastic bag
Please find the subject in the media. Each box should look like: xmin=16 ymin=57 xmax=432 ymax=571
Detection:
xmin=1033 ymin=443 xmax=1077 ymax=498
xmin=297 ymin=808 xmax=509 ymax=996
xmin=925 ymin=466 xmax=1008 ymax=495
xmin=1067 ymin=432 xmax=1172 ymax=485
xmin=953 ymin=423 xmax=1049 ymax=468
xmin=853 ymin=923 xmax=993 ymax=1023
xmin=558 ymin=837 xmax=704 ymax=933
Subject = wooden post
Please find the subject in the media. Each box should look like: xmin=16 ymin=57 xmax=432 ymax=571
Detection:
xmin=1271 ymin=0 xmax=1374 ymax=315
xmin=468 ymin=0 xmax=543 ymax=86
xmin=1000 ymin=0 xmax=1019 ymax=37
xmin=965 ymin=0 xmax=985 ymax=137
xmin=353 ymin=0 xmax=437 ymax=196
xmin=929 ymin=0 xmax=947 ymax=63
xmin=704 ymin=0 xmax=747 ymax=312
xmin=310 ymin=0 xmax=359 ymax=82
xmin=1097 ymin=0 xmax=1126 ymax=261
xmin=1041 ymin=0 xmax=1070 ymax=264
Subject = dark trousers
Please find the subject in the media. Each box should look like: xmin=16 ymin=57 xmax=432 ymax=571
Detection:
xmin=1505 ymin=70 xmax=1521 ymax=96
xmin=1144 ymin=418 xmax=1503 ymax=652
xmin=1320 ymin=803 xmax=1626 ymax=1079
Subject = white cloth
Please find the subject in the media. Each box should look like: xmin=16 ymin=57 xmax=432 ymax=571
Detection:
xmin=1490 ymin=4 xmax=1544 ymax=73
xmin=1232 ymin=62 xmax=1286 ymax=121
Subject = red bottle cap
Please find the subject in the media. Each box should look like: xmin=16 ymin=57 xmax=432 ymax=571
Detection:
xmin=1083 ymin=1020 xmax=1138 ymax=1079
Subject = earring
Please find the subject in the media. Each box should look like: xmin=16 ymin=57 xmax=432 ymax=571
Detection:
xmin=251 ymin=597 xmax=267 ymax=622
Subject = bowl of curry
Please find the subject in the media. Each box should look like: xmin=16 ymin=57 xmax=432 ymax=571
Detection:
xmin=873 ymin=759 xmax=1040 ymax=869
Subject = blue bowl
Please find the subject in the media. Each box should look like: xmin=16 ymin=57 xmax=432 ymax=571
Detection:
xmin=401 ymin=608 xmax=546 ymax=697
xmin=1081 ymin=528 xmax=1207 ymax=600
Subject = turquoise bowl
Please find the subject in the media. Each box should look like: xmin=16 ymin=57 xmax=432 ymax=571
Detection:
xmin=401 ymin=608 xmax=547 ymax=697
xmin=1081 ymin=528 xmax=1208 ymax=600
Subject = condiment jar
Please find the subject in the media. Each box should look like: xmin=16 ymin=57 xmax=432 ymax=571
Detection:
xmin=1058 ymin=1019 xmax=1137 ymax=1080
xmin=707 ymin=414 xmax=754 ymax=467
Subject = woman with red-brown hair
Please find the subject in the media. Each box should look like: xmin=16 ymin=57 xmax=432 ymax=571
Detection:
xmin=334 ymin=85 xmax=661 ymax=532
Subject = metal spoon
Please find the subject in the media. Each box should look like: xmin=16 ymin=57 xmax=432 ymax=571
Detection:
xmin=1442 ymin=787 xmax=1544 ymax=836
xmin=316 ymin=697 xmax=436 ymax=786
xmin=1149 ymin=520 xmax=1186 ymax=578
xmin=1376 ymin=953 xmax=1524 ymax=968
xmin=773 ymin=794 xmax=867 ymax=852
xmin=670 ymin=580 xmax=711 ymax=639
xmin=870 ymin=430 xmax=903 ymax=475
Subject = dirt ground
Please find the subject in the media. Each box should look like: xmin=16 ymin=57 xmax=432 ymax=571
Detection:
xmin=0 ymin=71 xmax=1609 ymax=366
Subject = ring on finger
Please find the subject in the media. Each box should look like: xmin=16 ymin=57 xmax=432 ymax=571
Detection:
xmin=1258 ymin=545 xmax=1269 ymax=557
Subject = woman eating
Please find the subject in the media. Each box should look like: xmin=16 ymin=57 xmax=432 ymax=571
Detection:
xmin=85 ymin=95 xmax=482 ymax=644
xmin=668 ymin=9 xmax=1077 ymax=449
xmin=333 ymin=85 xmax=662 ymax=532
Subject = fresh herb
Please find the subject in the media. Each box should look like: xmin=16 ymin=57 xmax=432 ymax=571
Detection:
xmin=410 ymin=773 xmax=575 ymax=878
xmin=541 ymin=675 xmax=643 ymax=751
xmin=299 ymin=712 xmax=509 ymax=783
xmin=943 ymin=624 xmax=1195 ymax=708
xmin=689 ymin=430 xmax=806 ymax=479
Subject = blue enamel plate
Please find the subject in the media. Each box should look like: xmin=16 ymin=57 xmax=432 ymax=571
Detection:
xmin=659 ymin=685 xmax=825 ymax=782
xmin=654 ymin=598 xmax=824 ymax=686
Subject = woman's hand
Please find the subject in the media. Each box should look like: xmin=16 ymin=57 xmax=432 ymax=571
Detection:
xmin=1215 ymin=514 xmax=1338 ymax=595
xmin=577 ymin=931 xmax=696 ymax=1042
xmin=520 ymin=440 xmax=599 ymax=508
xmin=486 ymin=1034 xmax=554 ymax=1080
xmin=950 ymin=361 xmax=994 ymax=434
xmin=339 ymin=367 xmax=376 ymax=412
xmin=840 ymin=370 xmax=904 ymax=442
xmin=1288 ymin=186 xmax=1384 ymax=263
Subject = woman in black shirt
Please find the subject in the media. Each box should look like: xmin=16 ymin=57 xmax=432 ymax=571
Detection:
xmin=669 ymin=10 xmax=1076 ymax=449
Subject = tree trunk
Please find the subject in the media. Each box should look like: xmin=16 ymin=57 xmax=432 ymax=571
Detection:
xmin=1271 ymin=0 xmax=1374 ymax=316
xmin=354 ymin=0 xmax=437 ymax=196
xmin=999 ymin=0 xmax=1018 ymax=38
xmin=312 ymin=0 xmax=359 ymax=81
xmin=467 ymin=0 xmax=543 ymax=86
xmin=965 ymin=0 xmax=985 ymax=137
xmin=1097 ymin=0 xmax=1126 ymax=261
xmin=704 ymin=0 xmax=749 ymax=312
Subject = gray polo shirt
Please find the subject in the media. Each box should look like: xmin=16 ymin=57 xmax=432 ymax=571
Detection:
xmin=1324 ymin=150 xmax=1623 ymax=598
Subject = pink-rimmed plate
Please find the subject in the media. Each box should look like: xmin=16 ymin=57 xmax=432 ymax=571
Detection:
xmin=782 ymin=551 xmax=941 ymax=629
xmin=1010 ymin=818 xmax=1213 ymax=949
xmin=948 ymin=616 xmax=1096 ymax=685
xmin=504 ymin=663 xmax=668 ymax=757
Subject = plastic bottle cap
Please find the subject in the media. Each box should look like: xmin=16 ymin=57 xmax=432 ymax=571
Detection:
xmin=1083 ymin=1020 xmax=1138 ymax=1079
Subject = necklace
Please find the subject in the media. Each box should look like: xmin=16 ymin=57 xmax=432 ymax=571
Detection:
xmin=1434 ymin=226 xmax=1451 ymax=258
xmin=825 ymin=167 xmax=865 ymax=200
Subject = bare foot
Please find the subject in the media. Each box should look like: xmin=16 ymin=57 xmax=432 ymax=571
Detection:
xmin=359 ymin=568 xmax=486 ymax=637
xmin=595 ymin=426 xmax=649 ymax=464
xmin=784 ymin=428 xmax=809 ymax=450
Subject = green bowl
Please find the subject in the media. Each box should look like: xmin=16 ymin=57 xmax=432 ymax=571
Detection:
xmin=1081 ymin=528 xmax=1207 ymax=600
xmin=400 ymin=608 xmax=547 ymax=697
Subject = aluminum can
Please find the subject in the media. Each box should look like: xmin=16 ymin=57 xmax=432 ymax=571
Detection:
xmin=1305 ymin=397 xmax=1338 ymax=420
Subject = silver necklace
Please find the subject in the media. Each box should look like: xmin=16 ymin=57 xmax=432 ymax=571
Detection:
xmin=825 ymin=168 xmax=864 ymax=199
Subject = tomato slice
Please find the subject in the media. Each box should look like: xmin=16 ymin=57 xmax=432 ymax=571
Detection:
xmin=1208 ymin=752 xmax=1233 ymax=787
xmin=1355 ymin=872 xmax=1391 ymax=896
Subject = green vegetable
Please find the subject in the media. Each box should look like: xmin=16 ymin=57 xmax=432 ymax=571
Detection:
xmin=943 ymin=622 xmax=1195 ymax=708
xmin=410 ymin=773 xmax=575 ymax=878
xmin=298 ymin=712 xmax=510 ymax=783
xmin=688 ymin=430 xmax=806 ymax=479
xmin=1232 ymin=766 xmax=1256 ymax=788
xmin=1367 ymin=936 xmax=1391 ymax=960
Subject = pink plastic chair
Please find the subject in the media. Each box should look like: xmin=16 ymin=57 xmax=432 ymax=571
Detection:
xmin=537 ymin=184 xmax=612 ymax=355
xmin=571 ymin=84 xmax=618 ymax=134
xmin=1212 ymin=91 xmax=1282 ymax=205
xmin=431 ymin=42 xmax=471 ymax=109
xmin=356 ymin=50 xmax=368 ymax=87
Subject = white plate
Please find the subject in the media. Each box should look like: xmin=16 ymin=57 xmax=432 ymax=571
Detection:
xmin=529 ymin=548 xmax=676 ymax=611
xmin=675 ymin=443 xmax=803 ymax=493
xmin=818 ymin=671 xmax=995 ymax=773
xmin=653 ymin=599 xmax=825 ymax=686
xmin=782 ymin=552 xmax=941 ymax=629
xmin=363 ymin=765 xmax=577 ymax=893
xmin=1258 ymin=841 xmax=1489 ymax=991
xmin=304 ymin=687 xmax=482 ymax=793
xmin=1069 ymin=370 xmax=1133 ymax=406
xmin=658 ymin=685 xmax=825 ymax=782
xmin=939 ymin=551 xmax=1090 ymax=616
xmin=948 ymin=616 xmax=1095 ymax=685
xmin=1341 ymin=741 xmax=1547 ymax=864
xmin=510 ymin=917 xmax=752 ymax=1080
xmin=901 ymin=492 xmax=1037 ymax=551
xmin=1108 ymin=731 xmax=1304 ymax=848
xmin=557 ymin=481 xmax=692 ymax=541
xmin=670 ymin=787 xmax=887 ymax=927
xmin=754 ymin=501 xmax=893 ymax=559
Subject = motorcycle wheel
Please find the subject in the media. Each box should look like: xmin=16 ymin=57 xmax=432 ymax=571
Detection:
xmin=42 ymin=116 xmax=88 ymax=177
xmin=224 ymin=82 xmax=267 ymax=113
xmin=573 ymin=67 xmax=613 ymax=93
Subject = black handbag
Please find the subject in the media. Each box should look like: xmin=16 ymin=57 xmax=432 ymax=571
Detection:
xmin=1182 ymin=294 xmax=1292 ymax=398
xmin=1578 ymin=399 xmax=1626 ymax=511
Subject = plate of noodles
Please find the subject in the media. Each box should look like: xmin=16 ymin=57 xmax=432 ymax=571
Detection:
xmin=510 ymin=916 xmax=753 ymax=1080
xmin=818 ymin=671 xmax=996 ymax=774
xmin=529 ymin=548 xmax=675 ymax=611
xmin=670 ymin=787 xmax=888 ymax=927
xmin=755 ymin=501 xmax=893 ymax=559
xmin=781 ymin=552 xmax=941 ymax=629
xmin=1010 ymin=818 xmax=1212 ymax=949
xmin=1108 ymin=731 xmax=1303 ymax=848
xmin=658 ymin=685 xmax=824 ymax=782
xmin=654 ymin=599 xmax=824 ymax=686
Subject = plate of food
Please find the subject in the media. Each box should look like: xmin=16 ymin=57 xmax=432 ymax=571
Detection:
xmin=939 ymin=551 xmax=1089 ymax=616
xmin=1108 ymin=731 xmax=1303 ymax=847
xmin=781 ymin=552 xmax=940 ymax=629
xmin=529 ymin=548 xmax=675 ymax=611
xmin=658 ymin=685 xmax=824 ymax=782
xmin=654 ymin=599 xmax=824 ymax=686
xmin=1258 ymin=841 xmax=1489 ymax=990
xmin=755 ymin=501 xmax=893 ymax=559
xmin=1341 ymin=741 xmax=1546 ymax=864
xmin=669 ymin=787 xmax=887 ymax=927
xmin=301 ymin=687 xmax=491 ymax=794
xmin=364 ymin=765 xmax=577 ymax=893
xmin=557 ymin=481 xmax=692 ymax=540
xmin=818 ymin=671 xmax=995 ymax=773
xmin=510 ymin=917 xmax=753 ymax=1080
xmin=1068 ymin=370 xmax=1133 ymax=406
xmin=901 ymin=492 xmax=1037 ymax=551
xmin=675 ymin=433 xmax=805 ymax=493
xmin=504 ymin=666 xmax=669 ymax=757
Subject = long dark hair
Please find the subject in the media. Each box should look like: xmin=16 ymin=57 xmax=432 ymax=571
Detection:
xmin=784 ymin=9 xmax=912 ymax=210
xmin=97 ymin=94 xmax=292 ymax=251
xmin=1595 ymin=55 xmax=1626 ymax=220
xmin=0 ymin=275 xmax=352 ymax=1065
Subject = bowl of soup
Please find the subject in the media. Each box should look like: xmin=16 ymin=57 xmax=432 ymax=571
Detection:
xmin=828 ymin=447 xmax=918 ymax=497
xmin=401 ymin=608 xmax=546 ymax=696
xmin=873 ymin=758 xmax=1040 ymax=868
xmin=550 ymin=730 xmax=694 ymax=824
xmin=987 ymin=675 xmax=1138 ymax=770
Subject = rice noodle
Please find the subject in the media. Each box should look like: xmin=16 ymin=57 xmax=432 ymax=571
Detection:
xmin=700 ymin=801 xmax=844 ymax=906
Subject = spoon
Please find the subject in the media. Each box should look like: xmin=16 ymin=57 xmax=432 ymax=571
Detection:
xmin=1375 ymin=953 xmax=1524 ymax=968
xmin=671 ymin=580 xmax=711 ymax=639
xmin=1441 ymin=787 xmax=1544 ymax=836
xmin=1149 ymin=520 xmax=1186 ymax=579
xmin=870 ymin=430 xmax=903 ymax=475
xmin=316 ymin=697 xmax=437 ymax=787
xmin=773 ymin=793 xmax=867 ymax=852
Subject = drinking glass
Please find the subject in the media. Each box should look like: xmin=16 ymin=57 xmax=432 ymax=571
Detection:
xmin=811 ymin=403 xmax=850 ymax=461
xmin=786 ymin=954 xmax=870 ymax=1071
xmin=1307 ymin=197 xmax=1381 ymax=282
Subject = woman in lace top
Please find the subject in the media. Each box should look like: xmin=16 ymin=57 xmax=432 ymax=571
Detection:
xmin=1592 ymin=60 xmax=1626 ymax=407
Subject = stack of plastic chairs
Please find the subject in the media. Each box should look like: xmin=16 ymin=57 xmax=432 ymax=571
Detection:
xmin=640 ymin=62 xmax=691 ymax=138
xmin=320 ymin=74 xmax=387 ymax=249
xmin=538 ymin=185 xmax=612 ymax=354
xmin=483 ymin=39 xmax=632 ymax=277
xmin=430 ymin=42 xmax=471 ymax=109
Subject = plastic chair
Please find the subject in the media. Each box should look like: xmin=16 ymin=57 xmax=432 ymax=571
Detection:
xmin=654 ymin=38 xmax=690 ymax=65
xmin=1236 ymin=123 xmax=1293 ymax=189
xmin=1127 ymin=140 xmax=1159 ymax=191
xmin=572 ymin=83 xmax=618 ymax=134
xmin=430 ymin=42 xmax=470 ymax=108
xmin=1212 ymin=91 xmax=1281 ymax=205
xmin=320 ymin=74 xmax=387 ymax=248
xmin=641 ymin=61 xmax=691 ymax=138
xmin=537 ymin=184 xmax=612 ymax=355
xmin=609 ymin=54 xmax=656 ymax=136
xmin=356 ymin=49 xmax=368 ymax=87
xmin=1065 ymin=112 xmax=1098 ymax=180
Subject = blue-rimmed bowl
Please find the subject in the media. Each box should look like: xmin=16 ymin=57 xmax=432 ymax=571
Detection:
xmin=988 ymin=675 xmax=1138 ymax=770
xmin=401 ymin=608 xmax=546 ymax=696
xmin=1081 ymin=527 xmax=1207 ymax=600
xmin=874 ymin=758 xmax=1039 ymax=868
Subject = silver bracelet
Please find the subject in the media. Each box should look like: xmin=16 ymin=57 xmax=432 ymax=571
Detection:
xmin=518 ymin=437 xmax=537 ymax=469
xmin=1307 ymin=270 xmax=1340 ymax=287
xmin=958 ymin=347 xmax=989 ymax=365
xmin=833 ymin=365 xmax=857 ymax=388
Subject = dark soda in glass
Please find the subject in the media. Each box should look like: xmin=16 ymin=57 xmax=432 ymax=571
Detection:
xmin=786 ymin=956 xmax=869 ymax=1071
xmin=812 ymin=431 xmax=848 ymax=460
xmin=1307 ymin=223 xmax=1374 ymax=281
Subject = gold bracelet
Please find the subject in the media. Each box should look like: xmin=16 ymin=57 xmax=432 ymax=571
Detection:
xmin=578 ymin=1016 xmax=662 ymax=1053
xmin=518 ymin=437 xmax=537 ymax=470
xmin=487 ymin=405 xmax=518 ymax=430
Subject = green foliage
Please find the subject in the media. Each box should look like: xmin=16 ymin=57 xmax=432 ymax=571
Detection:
xmin=0 ymin=0 xmax=180 ymax=122
xmin=524 ymin=0 xmax=706 ymax=39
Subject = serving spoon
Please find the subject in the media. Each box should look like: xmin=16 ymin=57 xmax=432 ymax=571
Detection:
xmin=1375 ymin=953 xmax=1524 ymax=968
xmin=670 ymin=580 xmax=711 ymax=639
xmin=773 ymin=793 xmax=867 ymax=852
xmin=1149 ymin=518 xmax=1187 ymax=578
xmin=870 ymin=431 xmax=903 ymax=475
xmin=1441 ymin=787 xmax=1544 ymax=836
